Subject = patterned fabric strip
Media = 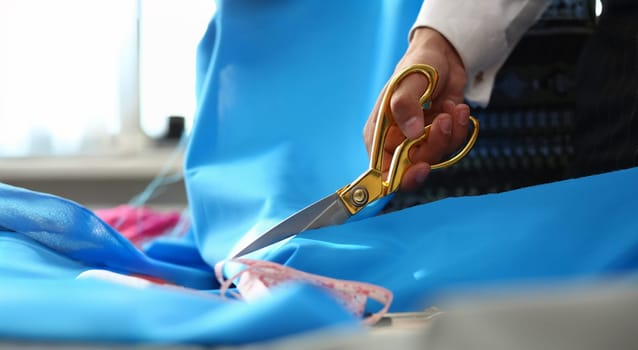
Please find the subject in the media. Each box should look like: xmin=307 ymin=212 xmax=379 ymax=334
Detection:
xmin=215 ymin=259 xmax=393 ymax=325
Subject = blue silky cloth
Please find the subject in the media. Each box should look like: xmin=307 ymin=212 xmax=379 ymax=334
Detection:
xmin=187 ymin=0 xmax=421 ymax=262
xmin=0 ymin=187 xmax=359 ymax=344
xmin=186 ymin=0 xmax=638 ymax=311
xmin=0 ymin=275 xmax=356 ymax=345
xmin=0 ymin=183 xmax=214 ymax=288
xmin=0 ymin=0 xmax=420 ymax=345
xmin=2 ymin=0 xmax=638 ymax=345
xmin=261 ymin=167 xmax=638 ymax=311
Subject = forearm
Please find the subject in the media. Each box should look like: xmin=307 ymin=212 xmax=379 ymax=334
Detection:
xmin=411 ymin=0 xmax=551 ymax=106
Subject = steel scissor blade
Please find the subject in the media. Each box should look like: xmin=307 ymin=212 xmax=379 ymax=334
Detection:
xmin=230 ymin=193 xmax=351 ymax=258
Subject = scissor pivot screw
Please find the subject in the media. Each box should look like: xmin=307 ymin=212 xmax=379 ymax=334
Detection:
xmin=351 ymin=187 xmax=369 ymax=207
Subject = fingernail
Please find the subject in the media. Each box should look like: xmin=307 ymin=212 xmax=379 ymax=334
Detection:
xmin=440 ymin=116 xmax=452 ymax=135
xmin=457 ymin=109 xmax=469 ymax=126
xmin=404 ymin=116 xmax=422 ymax=139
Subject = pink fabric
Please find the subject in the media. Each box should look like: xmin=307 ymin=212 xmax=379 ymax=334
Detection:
xmin=95 ymin=205 xmax=184 ymax=246
xmin=78 ymin=258 xmax=393 ymax=325
xmin=215 ymin=258 xmax=393 ymax=325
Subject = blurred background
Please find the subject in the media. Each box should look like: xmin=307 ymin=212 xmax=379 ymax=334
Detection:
xmin=0 ymin=0 xmax=215 ymax=209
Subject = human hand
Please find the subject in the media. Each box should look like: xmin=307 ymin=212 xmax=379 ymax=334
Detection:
xmin=363 ymin=27 xmax=470 ymax=191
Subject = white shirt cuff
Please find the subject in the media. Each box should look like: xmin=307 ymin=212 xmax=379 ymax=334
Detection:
xmin=410 ymin=0 xmax=550 ymax=106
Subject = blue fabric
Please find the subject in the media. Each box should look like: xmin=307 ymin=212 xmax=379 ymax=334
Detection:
xmin=0 ymin=185 xmax=361 ymax=344
xmin=0 ymin=277 xmax=357 ymax=345
xmin=187 ymin=0 xmax=421 ymax=262
xmin=185 ymin=0 xmax=638 ymax=313
xmin=0 ymin=183 xmax=215 ymax=289
xmin=263 ymin=167 xmax=638 ymax=311
xmin=0 ymin=232 xmax=87 ymax=279
xmin=2 ymin=0 xmax=638 ymax=346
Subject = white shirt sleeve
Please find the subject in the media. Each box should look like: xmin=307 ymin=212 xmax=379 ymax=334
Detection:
xmin=411 ymin=0 xmax=551 ymax=106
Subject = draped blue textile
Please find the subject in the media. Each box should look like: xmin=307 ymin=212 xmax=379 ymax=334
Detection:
xmin=186 ymin=0 xmax=422 ymax=262
xmin=185 ymin=0 xmax=638 ymax=312
xmin=2 ymin=0 xmax=638 ymax=345
xmin=262 ymin=167 xmax=638 ymax=311
xmin=0 ymin=183 xmax=215 ymax=289
xmin=0 ymin=275 xmax=357 ymax=345
xmin=0 ymin=186 xmax=360 ymax=344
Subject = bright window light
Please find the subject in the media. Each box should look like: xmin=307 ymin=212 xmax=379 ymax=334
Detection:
xmin=0 ymin=0 xmax=215 ymax=157
xmin=139 ymin=0 xmax=215 ymax=139
xmin=0 ymin=0 xmax=136 ymax=157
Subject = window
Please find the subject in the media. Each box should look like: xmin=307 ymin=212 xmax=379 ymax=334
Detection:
xmin=0 ymin=0 xmax=215 ymax=157
xmin=139 ymin=0 xmax=215 ymax=139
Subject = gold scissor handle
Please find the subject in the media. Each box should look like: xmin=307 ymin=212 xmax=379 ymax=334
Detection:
xmin=385 ymin=115 xmax=479 ymax=193
xmin=373 ymin=64 xmax=480 ymax=192
xmin=337 ymin=64 xmax=479 ymax=214
xmin=369 ymin=64 xmax=439 ymax=172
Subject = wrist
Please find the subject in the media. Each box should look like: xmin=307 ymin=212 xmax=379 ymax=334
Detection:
xmin=409 ymin=27 xmax=464 ymax=69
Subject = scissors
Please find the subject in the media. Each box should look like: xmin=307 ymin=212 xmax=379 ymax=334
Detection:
xmin=231 ymin=64 xmax=479 ymax=258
